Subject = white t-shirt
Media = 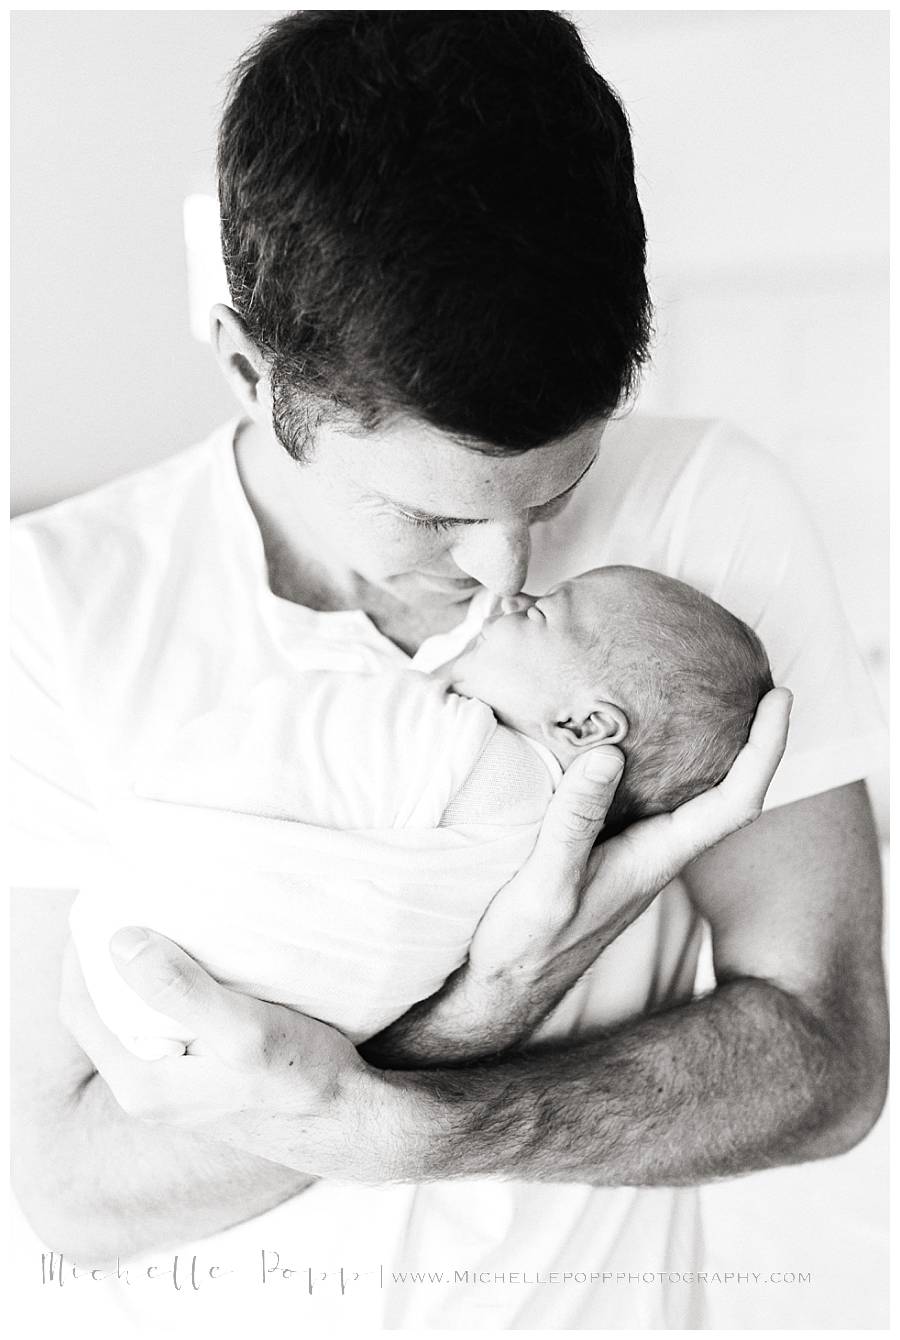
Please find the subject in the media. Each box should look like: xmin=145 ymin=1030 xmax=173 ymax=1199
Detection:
xmin=10 ymin=415 xmax=884 ymax=1332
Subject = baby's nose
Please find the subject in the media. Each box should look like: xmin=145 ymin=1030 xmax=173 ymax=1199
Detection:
xmin=498 ymin=593 xmax=538 ymax=615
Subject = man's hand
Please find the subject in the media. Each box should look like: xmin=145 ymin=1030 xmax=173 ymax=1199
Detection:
xmin=363 ymin=686 xmax=792 ymax=1067
xmin=476 ymin=686 xmax=792 ymax=979
xmin=60 ymin=934 xmax=398 ymax=1182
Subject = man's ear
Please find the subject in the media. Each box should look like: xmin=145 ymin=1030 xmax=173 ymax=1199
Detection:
xmin=553 ymin=703 xmax=629 ymax=751
xmin=209 ymin=304 xmax=273 ymax=421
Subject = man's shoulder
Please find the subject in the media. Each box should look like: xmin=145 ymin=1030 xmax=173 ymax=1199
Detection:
xmin=603 ymin=412 xmax=777 ymax=476
xmin=12 ymin=421 xmax=237 ymax=570
xmin=11 ymin=420 xmax=242 ymax=629
xmin=13 ymin=421 xmax=236 ymax=533
xmin=594 ymin=413 xmax=794 ymax=530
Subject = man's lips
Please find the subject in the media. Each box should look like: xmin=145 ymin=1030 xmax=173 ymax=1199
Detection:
xmin=418 ymin=573 xmax=482 ymax=587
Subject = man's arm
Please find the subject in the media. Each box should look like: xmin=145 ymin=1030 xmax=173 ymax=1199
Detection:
xmin=372 ymin=782 xmax=887 ymax=1183
xmin=75 ymin=782 xmax=884 ymax=1190
xmin=10 ymin=891 xmax=313 ymax=1263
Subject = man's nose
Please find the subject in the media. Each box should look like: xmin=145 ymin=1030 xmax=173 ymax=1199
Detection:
xmin=451 ymin=521 xmax=532 ymax=597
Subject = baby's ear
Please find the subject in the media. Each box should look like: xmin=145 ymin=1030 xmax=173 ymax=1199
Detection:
xmin=554 ymin=703 xmax=629 ymax=750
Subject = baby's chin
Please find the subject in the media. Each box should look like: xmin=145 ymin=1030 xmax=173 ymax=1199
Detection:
xmin=432 ymin=669 xmax=481 ymax=704
xmin=427 ymin=659 xmax=495 ymax=711
xmin=427 ymin=657 xmax=464 ymax=687
xmin=427 ymin=666 xmax=466 ymax=696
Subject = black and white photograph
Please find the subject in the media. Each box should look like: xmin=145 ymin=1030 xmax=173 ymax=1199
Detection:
xmin=9 ymin=8 xmax=890 ymax=1334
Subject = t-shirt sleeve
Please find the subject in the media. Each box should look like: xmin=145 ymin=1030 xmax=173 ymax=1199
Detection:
xmin=672 ymin=422 xmax=885 ymax=810
xmin=9 ymin=521 xmax=107 ymax=885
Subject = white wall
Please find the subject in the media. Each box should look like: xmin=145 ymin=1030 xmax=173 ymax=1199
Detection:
xmin=11 ymin=10 xmax=282 ymax=512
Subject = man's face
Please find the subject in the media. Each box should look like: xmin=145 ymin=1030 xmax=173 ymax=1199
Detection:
xmin=263 ymin=413 xmax=602 ymax=606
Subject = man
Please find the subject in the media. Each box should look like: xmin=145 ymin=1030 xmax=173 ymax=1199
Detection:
xmin=11 ymin=12 xmax=886 ymax=1330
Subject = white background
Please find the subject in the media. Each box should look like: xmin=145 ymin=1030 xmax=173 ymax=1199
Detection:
xmin=9 ymin=9 xmax=890 ymax=1330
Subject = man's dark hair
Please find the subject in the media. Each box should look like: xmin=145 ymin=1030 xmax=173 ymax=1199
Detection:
xmin=218 ymin=10 xmax=652 ymax=459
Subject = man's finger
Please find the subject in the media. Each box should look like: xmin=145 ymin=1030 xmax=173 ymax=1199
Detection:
xmin=595 ymin=687 xmax=793 ymax=890
xmin=663 ymin=685 xmax=793 ymax=859
xmin=529 ymin=746 xmax=625 ymax=878
xmin=59 ymin=938 xmax=152 ymax=1074
xmin=108 ymin=927 xmax=262 ymax=1057
xmin=711 ymin=686 xmax=792 ymax=818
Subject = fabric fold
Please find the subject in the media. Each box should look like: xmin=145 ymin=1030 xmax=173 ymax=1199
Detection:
xmin=69 ymin=793 xmax=543 ymax=1046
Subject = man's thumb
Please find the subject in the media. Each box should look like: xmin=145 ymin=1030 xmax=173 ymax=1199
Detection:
xmin=539 ymin=746 xmax=625 ymax=853
xmin=108 ymin=926 xmax=248 ymax=1046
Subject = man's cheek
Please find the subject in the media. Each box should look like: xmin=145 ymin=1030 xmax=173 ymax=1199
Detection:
xmin=356 ymin=523 xmax=434 ymax=568
xmin=338 ymin=533 xmax=410 ymax=577
xmin=388 ymin=538 xmax=449 ymax=576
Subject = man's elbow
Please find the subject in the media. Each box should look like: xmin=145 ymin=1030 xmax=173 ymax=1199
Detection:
xmin=11 ymin=1098 xmax=129 ymax=1270
xmin=811 ymin=1008 xmax=889 ymax=1159
xmin=829 ymin=1048 xmax=888 ymax=1155
xmin=12 ymin=1164 xmax=115 ymax=1270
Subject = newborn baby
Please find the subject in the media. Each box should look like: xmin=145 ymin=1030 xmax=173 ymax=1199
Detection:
xmin=70 ymin=565 xmax=772 ymax=1055
xmin=436 ymin=564 xmax=774 ymax=838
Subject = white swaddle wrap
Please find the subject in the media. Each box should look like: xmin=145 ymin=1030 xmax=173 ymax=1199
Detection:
xmin=70 ymin=669 xmax=557 ymax=1049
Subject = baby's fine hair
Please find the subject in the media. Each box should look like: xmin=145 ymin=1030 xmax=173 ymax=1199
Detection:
xmin=594 ymin=568 xmax=774 ymax=838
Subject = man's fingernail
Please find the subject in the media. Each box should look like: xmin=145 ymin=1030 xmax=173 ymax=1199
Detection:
xmin=584 ymin=751 xmax=624 ymax=782
xmin=109 ymin=927 xmax=151 ymax=963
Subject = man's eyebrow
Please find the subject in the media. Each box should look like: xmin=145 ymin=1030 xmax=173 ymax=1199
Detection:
xmin=372 ymin=452 xmax=599 ymax=525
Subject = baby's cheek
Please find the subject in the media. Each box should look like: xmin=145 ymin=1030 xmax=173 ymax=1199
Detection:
xmin=485 ymin=628 xmax=534 ymax=684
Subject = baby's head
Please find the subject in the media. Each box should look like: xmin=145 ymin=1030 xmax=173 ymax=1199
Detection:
xmin=435 ymin=566 xmax=773 ymax=836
